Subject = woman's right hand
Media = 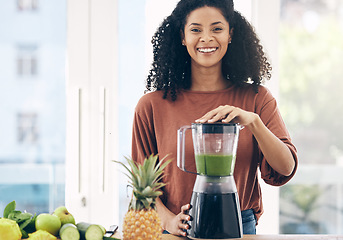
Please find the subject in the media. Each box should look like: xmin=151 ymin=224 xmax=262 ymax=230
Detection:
xmin=164 ymin=204 xmax=191 ymax=236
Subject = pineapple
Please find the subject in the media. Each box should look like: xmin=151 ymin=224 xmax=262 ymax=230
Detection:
xmin=115 ymin=154 xmax=171 ymax=240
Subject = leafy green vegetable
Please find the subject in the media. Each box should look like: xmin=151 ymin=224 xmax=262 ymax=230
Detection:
xmin=2 ymin=200 xmax=36 ymax=237
xmin=7 ymin=210 xmax=22 ymax=220
xmin=24 ymin=214 xmax=37 ymax=233
xmin=21 ymin=229 xmax=29 ymax=239
xmin=19 ymin=216 xmax=32 ymax=229
xmin=3 ymin=200 xmax=16 ymax=218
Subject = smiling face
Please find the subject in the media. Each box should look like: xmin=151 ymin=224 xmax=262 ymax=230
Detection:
xmin=182 ymin=6 xmax=232 ymax=70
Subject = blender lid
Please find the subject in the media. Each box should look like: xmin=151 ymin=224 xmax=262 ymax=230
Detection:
xmin=192 ymin=122 xmax=239 ymax=134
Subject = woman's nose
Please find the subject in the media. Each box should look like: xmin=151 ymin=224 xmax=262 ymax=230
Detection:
xmin=200 ymin=31 xmax=214 ymax=42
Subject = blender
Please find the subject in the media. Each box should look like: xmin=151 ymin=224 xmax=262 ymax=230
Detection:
xmin=177 ymin=123 xmax=243 ymax=239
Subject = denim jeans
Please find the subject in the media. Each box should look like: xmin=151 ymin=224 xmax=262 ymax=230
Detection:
xmin=162 ymin=209 xmax=256 ymax=235
xmin=241 ymin=209 xmax=257 ymax=234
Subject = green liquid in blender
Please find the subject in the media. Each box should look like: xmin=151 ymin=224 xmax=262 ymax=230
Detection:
xmin=195 ymin=154 xmax=235 ymax=176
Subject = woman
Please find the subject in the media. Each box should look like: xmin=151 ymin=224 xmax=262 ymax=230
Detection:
xmin=131 ymin=0 xmax=298 ymax=236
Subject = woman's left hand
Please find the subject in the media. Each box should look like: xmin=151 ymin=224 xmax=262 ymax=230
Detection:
xmin=195 ymin=105 xmax=257 ymax=126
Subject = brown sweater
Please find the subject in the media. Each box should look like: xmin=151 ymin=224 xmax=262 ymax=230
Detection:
xmin=131 ymin=84 xmax=298 ymax=222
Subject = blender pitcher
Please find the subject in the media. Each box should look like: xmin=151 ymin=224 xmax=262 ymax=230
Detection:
xmin=177 ymin=123 xmax=243 ymax=239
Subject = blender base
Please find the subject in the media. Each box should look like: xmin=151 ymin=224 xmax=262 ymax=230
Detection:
xmin=187 ymin=191 xmax=243 ymax=239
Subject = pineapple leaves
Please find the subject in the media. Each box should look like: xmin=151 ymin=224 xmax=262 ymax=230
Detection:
xmin=113 ymin=154 xmax=171 ymax=211
xmin=113 ymin=157 xmax=140 ymax=188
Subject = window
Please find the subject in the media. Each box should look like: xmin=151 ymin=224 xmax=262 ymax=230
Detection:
xmin=0 ymin=1 xmax=66 ymax=215
xmin=17 ymin=113 xmax=39 ymax=144
xmin=17 ymin=0 xmax=38 ymax=11
xmin=17 ymin=45 xmax=38 ymax=77
xmin=278 ymin=0 xmax=343 ymax=234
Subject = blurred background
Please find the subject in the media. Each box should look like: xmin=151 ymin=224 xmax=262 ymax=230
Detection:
xmin=0 ymin=0 xmax=342 ymax=234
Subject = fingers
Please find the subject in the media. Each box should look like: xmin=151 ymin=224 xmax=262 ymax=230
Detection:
xmin=222 ymin=107 xmax=238 ymax=123
xmin=181 ymin=203 xmax=191 ymax=213
xmin=177 ymin=221 xmax=189 ymax=236
xmin=181 ymin=204 xmax=191 ymax=223
xmin=177 ymin=229 xmax=187 ymax=237
xmin=178 ymin=204 xmax=191 ymax=236
xmin=195 ymin=105 xmax=237 ymax=123
xmin=195 ymin=105 xmax=224 ymax=123
xmin=165 ymin=205 xmax=192 ymax=237
xmin=180 ymin=212 xmax=191 ymax=223
xmin=179 ymin=204 xmax=191 ymax=223
xmin=177 ymin=217 xmax=190 ymax=236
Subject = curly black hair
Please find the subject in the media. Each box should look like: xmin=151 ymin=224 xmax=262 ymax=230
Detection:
xmin=146 ymin=0 xmax=272 ymax=101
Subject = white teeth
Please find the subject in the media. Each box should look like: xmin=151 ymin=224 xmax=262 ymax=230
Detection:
xmin=198 ymin=48 xmax=217 ymax=53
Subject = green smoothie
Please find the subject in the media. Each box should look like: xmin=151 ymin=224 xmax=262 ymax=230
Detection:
xmin=195 ymin=154 xmax=235 ymax=176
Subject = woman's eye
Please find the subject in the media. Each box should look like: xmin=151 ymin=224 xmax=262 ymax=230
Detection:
xmin=213 ymin=27 xmax=223 ymax=32
xmin=191 ymin=28 xmax=201 ymax=33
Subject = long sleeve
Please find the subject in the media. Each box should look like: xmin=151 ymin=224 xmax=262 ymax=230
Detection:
xmin=131 ymin=104 xmax=158 ymax=165
xmin=256 ymin=89 xmax=298 ymax=186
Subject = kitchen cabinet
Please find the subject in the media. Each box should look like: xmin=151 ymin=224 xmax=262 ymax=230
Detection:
xmin=66 ymin=0 xmax=119 ymax=227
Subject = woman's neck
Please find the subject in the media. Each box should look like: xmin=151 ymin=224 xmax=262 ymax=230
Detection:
xmin=190 ymin=64 xmax=230 ymax=91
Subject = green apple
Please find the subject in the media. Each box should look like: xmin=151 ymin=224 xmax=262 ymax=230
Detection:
xmin=53 ymin=206 xmax=76 ymax=226
xmin=35 ymin=213 xmax=61 ymax=236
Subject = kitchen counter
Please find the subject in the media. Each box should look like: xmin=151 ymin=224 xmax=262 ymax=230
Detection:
xmin=160 ymin=235 xmax=343 ymax=240
xmin=110 ymin=232 xmax=343 ymax=240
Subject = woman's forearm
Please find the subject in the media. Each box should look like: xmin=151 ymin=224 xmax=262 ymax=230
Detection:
xmin=247 ymin=114 xmax=295 ymax=176
xmin=155 ymin=197 xmax=190 ymax=236
xmin=156 ymin=197 xmax=174 ymax=230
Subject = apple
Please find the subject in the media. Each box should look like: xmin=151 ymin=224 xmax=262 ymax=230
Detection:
xmin=53 ymin=206 xmax=76 ymax=225
xmin=35 ymin=213 xmax=61 ymax=236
